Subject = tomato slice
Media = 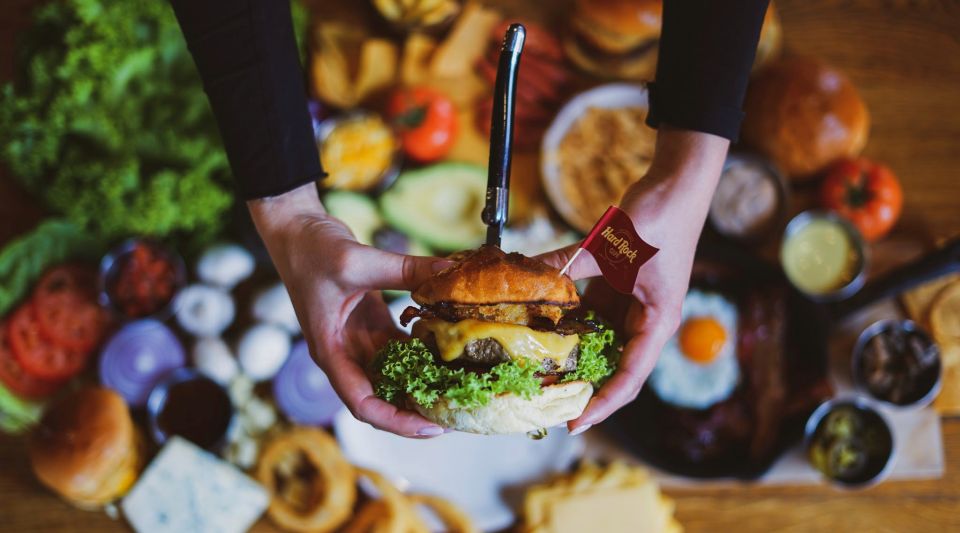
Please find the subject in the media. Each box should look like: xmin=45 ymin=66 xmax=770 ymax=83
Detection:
xmin=0 ymin=320 xmax=64 ymax=399
xmin=32 ymin=264 xmax=109 ymax=352
xmin=34 ymin=291 xmax=110 ymax=352
xmin=7 ymin=304 xmax=89 ymax=381
xmin=34 ymin=265 xmax=98 ymax=303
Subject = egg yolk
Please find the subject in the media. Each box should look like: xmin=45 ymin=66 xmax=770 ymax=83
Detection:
xmin=679 ymin=317 xmax=727 ymax=364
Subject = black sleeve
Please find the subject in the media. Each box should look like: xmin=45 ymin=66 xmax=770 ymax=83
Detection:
xmin=646 ymin=0 xmax=770 ymax=142
xmin=169 ymin=0 xmax=324 ymax=200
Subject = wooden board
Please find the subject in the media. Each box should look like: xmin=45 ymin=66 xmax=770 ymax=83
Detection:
xmin=1 ymin=1 xmax=959 ymax=532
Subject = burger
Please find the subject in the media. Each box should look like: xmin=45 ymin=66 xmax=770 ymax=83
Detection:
xmin=373 ymin=246 xmax=620 ymax=435
xmin=28 ymin=387 xmax=143 ymax=508
xmin=563 ymin=0 xmax=783 ymax=80
xmin=562 ymin=0 xmax=663 ymax=81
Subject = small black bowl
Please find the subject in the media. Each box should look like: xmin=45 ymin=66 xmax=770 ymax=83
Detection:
xmin=804 ymin=397 xmax=895 ymax=488
xmin=851 ymin=319 xmax=942 ymax=409
xmin=146 ymin=368 xmax=235 ymax=452
xmin=99 ymin=238 xmax=187 ymax=322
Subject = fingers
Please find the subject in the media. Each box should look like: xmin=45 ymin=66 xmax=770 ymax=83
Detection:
xmin=317 ymin=335 xmax=444 ymax=438
xmin=535 ymin=243 xmax=600 ymax=281
xmin=567 ymin=304 xmax=676 ymax=432
xmin=344 ymin=246 xmax=453 ymax=291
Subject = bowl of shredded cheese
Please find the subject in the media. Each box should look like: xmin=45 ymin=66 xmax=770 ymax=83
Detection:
xmin=541 ymin=84 xmax=655 ymax=234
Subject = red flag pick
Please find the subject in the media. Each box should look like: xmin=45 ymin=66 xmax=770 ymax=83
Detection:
xmin=560 ymin=206 xmax=658 ymax=294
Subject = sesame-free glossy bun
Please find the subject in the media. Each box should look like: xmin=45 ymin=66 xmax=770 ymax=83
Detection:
xmin=29 ymin=387 xmax=141 ymax=508
xmin=563 ymin=0 xmax=662 ymax=80
xmin=742 ymin=56 xmax=869 ymax=180
xmin=413 ymin=246 xmax=579 ymax=307
xmin=412 ymin=381 xmax=593 ymax=434
xmin=574 ymin=0 xmax=662 ymax=52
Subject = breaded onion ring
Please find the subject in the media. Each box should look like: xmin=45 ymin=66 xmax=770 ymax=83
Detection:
xmin=409 ymin=494 xmax=478 ymax=533
xmin=256 ymin=427 xmax=356 ymax=532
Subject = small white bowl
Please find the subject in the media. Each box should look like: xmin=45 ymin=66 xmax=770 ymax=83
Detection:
xmin=541 ymin=84 xmax=649 ymax=233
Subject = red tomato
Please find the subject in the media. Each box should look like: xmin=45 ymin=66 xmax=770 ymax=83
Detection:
xmin=820 ymin=157 xmax=903 ymax=241
xmin=7 ymin=304 xmax=88 ymax=381
xmin=0 ymin=321 xmax=64 ymax=399
xmin=33 ymin=264 xmax=97 ymax=302
xmin=33 ymin=265 xmax=110 ymax=352
xmin=388 ymin=87 xmax=458 ymax=162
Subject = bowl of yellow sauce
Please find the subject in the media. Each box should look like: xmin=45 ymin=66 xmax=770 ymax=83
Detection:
xmin=781 ymin=211 xmax=867 ymax=301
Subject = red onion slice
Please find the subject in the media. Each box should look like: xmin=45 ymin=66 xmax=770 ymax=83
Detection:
xmin=99 ymin=320 xmax=186 ymax=407
xmin=273 ymin=340 xmax=344 ymax=426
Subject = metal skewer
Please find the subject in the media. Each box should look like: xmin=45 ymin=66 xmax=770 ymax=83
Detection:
xmin=481 ymin=23 xmax=525 ymax=248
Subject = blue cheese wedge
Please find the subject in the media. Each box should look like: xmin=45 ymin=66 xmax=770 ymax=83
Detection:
xmin=122 ymin=436 xmax=268 ymax=533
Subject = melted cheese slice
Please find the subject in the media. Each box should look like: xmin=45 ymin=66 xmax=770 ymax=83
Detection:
xmin=415 ymin=319 xmax=579 ymax=365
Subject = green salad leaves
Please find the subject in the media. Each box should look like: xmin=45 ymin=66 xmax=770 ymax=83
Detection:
xmin=0 ymin=0 xmax=234 ymax=245
xmin=373 ymin=317 xmax=620 ymax=410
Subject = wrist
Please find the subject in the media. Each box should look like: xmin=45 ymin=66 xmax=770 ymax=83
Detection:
xmin=620 ymin=126 xmax=729 ymax=238
xmin=247 ymin=182 xmax=326 ymax=237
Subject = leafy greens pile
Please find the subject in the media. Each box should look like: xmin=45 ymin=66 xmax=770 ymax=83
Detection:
xmin=374 ymin=317 xmax=620 ymax=410
xmin=0 ymin=0 xmax=234 ymax=245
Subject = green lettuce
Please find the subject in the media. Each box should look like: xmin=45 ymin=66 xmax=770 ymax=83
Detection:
xmin=563 ymin=324 xmax=619 ymax=385
xmin=0 ymin=382 xmax=45 ymax=435
xmin=0 ymin=219 xmax=104 ymax=316
xmin=373 ymin=318 xmax=620 ymax=410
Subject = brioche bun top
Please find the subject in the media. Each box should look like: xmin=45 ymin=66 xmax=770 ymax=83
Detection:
xmin=413 ymin=246 xmax=579 ymax=307
xmin=742 ymin=56 xmax=869 ymax=180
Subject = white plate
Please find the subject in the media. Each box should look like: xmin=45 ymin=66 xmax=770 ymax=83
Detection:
xmin=540 ymin=83 xmax=649 ymax=233
xmin=334 ymin=409 xmax=584 ymax=531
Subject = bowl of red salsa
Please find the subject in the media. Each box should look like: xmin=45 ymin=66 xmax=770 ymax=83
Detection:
xmin=99 ymin=239 xmax=186 ymax=321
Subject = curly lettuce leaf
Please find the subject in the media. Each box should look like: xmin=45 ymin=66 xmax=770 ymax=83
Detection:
xmin=374 ymin=339 xmax=542 ymax=410
xmin=374 ymin=317 xmax=621 ymax=410
xmin=563 ymin=322 xmax=619 ymax=386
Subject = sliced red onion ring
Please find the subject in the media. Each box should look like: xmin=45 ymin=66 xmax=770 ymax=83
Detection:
xmin=273 ymin=340 xmax=344 ymax=426
xmin=99 ymin=319 xmax=186 ymax=407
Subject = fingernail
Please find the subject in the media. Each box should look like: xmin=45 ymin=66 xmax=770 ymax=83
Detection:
xmin=443 ymin=428 xmax=455 ymax=434
xmin=568 ymin=424 xmax=592 ymax=436
xmin=417 ymin=426 xmax=445 ymax=437
xmin=431 ymin=260 xmax=455 ymax=273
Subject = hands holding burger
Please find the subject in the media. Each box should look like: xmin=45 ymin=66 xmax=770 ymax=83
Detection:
xmin=247 ymin=183 xmax=453 ymax=438
xmin=539 ymin=127 xmax=728 ymax=434
xmin=248 ymin=126 xmax=728 ymax=439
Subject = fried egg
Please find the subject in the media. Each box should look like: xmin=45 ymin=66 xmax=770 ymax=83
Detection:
xmin=648 ymin=290 xmax=740 ymax=409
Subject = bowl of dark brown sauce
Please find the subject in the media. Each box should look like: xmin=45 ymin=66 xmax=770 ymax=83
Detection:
xmin=852 ymin=320 xmax=942 ymax=408
xmin=147 ymin=368 xmax=235 ymax=451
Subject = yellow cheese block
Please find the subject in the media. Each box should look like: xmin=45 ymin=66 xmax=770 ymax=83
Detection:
xmin=415 ymin=319 xmax=578 ymax=365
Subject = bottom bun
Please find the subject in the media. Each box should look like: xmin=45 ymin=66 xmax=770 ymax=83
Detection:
xmin=412 ymin=381 xmax=593 ymax=435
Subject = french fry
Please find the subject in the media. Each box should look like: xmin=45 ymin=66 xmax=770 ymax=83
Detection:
xmin=354 ymin=39 xmax=399 ymax=102
xmin=401 ymin=34 xmax=437 ymax=86
xmin=430 ymin=2 xmax=501 ymax=78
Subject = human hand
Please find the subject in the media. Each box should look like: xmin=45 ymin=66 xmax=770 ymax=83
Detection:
xmin=538 ymin=127 xmax=730 ymax=434
xmin=248 ymin=183 xmax=452 ymax=437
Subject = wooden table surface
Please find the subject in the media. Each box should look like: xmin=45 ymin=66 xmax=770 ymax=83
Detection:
xmin=2 ymin=1 xmax=960 ymax=532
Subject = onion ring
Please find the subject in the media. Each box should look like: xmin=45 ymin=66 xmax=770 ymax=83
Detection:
xmin=408 ymin=494 xmax=478 ymax=533
xmin=353 ymin=467 xmax=423 ymax=533
xmin=256 ymin=427 xmax=356 ymax=532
